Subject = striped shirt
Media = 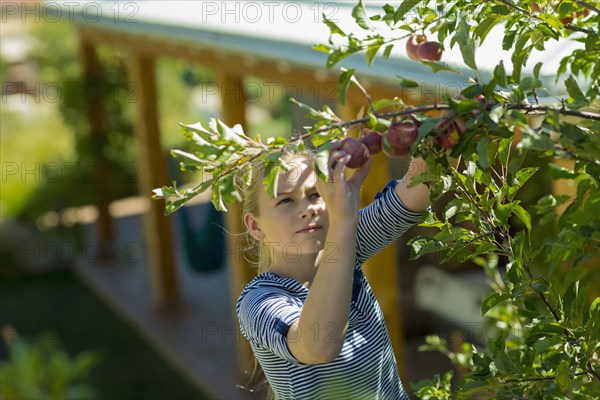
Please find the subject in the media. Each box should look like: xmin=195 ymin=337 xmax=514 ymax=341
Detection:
xmin=237 ymin=179 xmax=422 ymax=400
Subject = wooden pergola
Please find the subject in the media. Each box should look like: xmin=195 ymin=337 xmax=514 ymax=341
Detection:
xmin=59 ymin=0 xmax=575 ymax=396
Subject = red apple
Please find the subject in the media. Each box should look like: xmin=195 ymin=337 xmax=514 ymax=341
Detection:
xmin=385 ymin=122 xmax=419 ymax=148
xmin=359 ymin=128 xmax=383 ymax=155
xmin=433 ymin=118 xmax=462 ymax=150
xmin=406 ymin=34 xmax=427 ymax=60
xmin=454 ymin=116 xmax=467 ymax=133
xmin=438 ymin=132 xmax=459 ymax=149
xmin=337 ymin=137 xmax=369 ymax=168
xmin=416 ymin=41 xmax=443 ymax=61
xmin=560 ymin=14 xmax=574 ymax=24
xmin=434 ymin=116 xmax=453 ymax=134
xmin=382 ymin=134 xmax=408 ymax=158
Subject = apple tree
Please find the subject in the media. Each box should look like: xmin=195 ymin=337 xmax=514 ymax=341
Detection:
xmin=154 ymin=1 xmax=599 ymax=398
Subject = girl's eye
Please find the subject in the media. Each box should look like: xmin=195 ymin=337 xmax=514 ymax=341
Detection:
xmin=310 ymin=192 xmax=321 ymax=200
xmin=276 ymin=197 xmax=291 ymax=206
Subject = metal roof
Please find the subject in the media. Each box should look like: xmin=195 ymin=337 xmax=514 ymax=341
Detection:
xmin=51 ymin=0 xmax=579 ymax=98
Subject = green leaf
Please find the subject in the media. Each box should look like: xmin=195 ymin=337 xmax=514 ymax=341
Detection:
xmin=394 ymin=0 xmax=420 ymax=24
xmin=365 ymin=41 xmax=383 ymax=66
xmin=327 ymin=48 xmax=358 ymax=69
xmin=323 ymin=14 xmax=346 ymax=36
xmin=420 ymin=61 xmax=460 ymax=74
xmin=533 ymin=336 xmax=562 ymax=355
xmin=555 ymin=360 xmax=571 ymax=393
xmin=474 ymin=16 xmax=503 ymax=43
xmin=312 ymin=43 xmax=331 ymax=54
xmin=170 ymin=149 xmax=203 ymax=164
xmin=519 ymin=76 xmax=542 ymax=91
xmin=372 ymin=98 xmax=402 ymax=111
xmin=409 ymin=237 xmax=442 ymax=259
xmin=537 ymin=23 xmax=559 ymax=41
xmin=512 ymin=204 xmax=532 ymax=231
xmin=489 ymin=104 xmax=504 ymax=123
xmin=262 ymin=158 xmax=280 ymax=199
xmin=476 ymin=137 xmax=489 ymax=170
xmin=397 ymin=77 xmax=419 ymax=88
xmin=493 ymin=62 xmax=508 ymax=88
xmin=507 ymin=167 xmax=539 ymax=201
xmin=456 ymin=19 xmax=477 ymax=70
xmin=563 ymin=267 xmax=591 ymax=292
xmin=495 ymin=203 xmax=512 ymax=225
xmin=315 ymin=144 xmax=331 ymax=183
xmin=511 ymin=33 xmax=531 ymax=83
xmin=337 ymin=68 xmax=355 ymax=105
xmin=211 ymin=185 xmax=226 ymax=212
xmin=590 ymin=297 xmax=600 ymax=319
xmin=383 ymin=44 xmax=394 ymax=59
xmin=482 ymin=292 xmax=510 ymax=315
xmin=565 ymin=75 xmax=589 ymax=108
xmin=352 ymin=0 xmax=372 ymax=30
xmin=533 ymin=62 xmax=543 ymax=80
xmin=503 ymin=29 xmax=517 ymax=51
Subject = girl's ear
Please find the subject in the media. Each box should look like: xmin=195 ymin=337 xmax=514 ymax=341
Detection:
xmin=243 ymin=213 xmax=264 ymax=241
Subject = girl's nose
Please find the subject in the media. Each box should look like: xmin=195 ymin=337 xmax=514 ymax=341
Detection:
xmin=300 ymin=203 xmax=318 ymax=219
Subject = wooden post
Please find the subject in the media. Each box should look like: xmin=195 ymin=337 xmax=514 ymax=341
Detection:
xmin=128 ymin=53 xmax=179 ymax=307
xmin=337 ymin=96 xmax=406 ymax=380
xmin=218 ymin=72 xmax=256 ymax=377
xmin=80 ymin=40 xmax=113 ymax=247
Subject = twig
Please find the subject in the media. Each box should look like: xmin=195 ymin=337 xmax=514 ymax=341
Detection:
xmin=587 ymin=360 xmax=600 ymax=382
xmin=522 ymin=259 xmax=562 ymax=324
xmin=305 ymin=103 xmax=599 ymax=140
xmin=502 ymin=372 xmax=589 ymax=383
xmin=563 ymin=24 xmax=596 ymax=34
xmin=508 ymin=104 xmax=600 ymax=121
xmin=497 ymin=0 xmax=531 ymax=16
xmin=575 ymin=0 xmax=600 ymax=14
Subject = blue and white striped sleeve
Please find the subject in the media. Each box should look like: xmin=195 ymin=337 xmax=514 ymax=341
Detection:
xmin=237 ymin=287 xmax=303 ymax=364
xmin=355 ymin=179 xmax=424 ymax=264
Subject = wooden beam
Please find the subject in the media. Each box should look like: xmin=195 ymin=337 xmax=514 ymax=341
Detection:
xmin=337 ymin=98 xmax=407 ymax=381
xmin=128 ymin=53 xmax=180 ymax=307
xmin=79 ymin=39 xmax=113 ymax=249
xmin=77 ymin=26 xmax=339 ymax=101
xmin=218 ymin=72 xmax=256 ymax=378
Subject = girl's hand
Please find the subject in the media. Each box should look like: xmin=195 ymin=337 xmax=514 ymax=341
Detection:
xmin=316 ymin=149 xmax=372 ymax=224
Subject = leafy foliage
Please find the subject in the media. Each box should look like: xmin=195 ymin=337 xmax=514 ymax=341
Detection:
xmin=0 ymin=336 xmax=100 ymax=400
xmin=156 ymin=1 xmax=599 ymax=397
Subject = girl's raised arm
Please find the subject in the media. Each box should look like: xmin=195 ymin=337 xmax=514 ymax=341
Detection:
xmin=394 ymin=157 xmax=431 ymax=212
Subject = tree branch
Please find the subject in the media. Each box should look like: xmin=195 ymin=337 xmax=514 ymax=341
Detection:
xmin=575 ymin=0 xmax=600 ymax=14
xmin=507 ymin=104 xmax=600 ymax=121
xmin=497 ymin=0 xmax=531 ymax=16
xmin=563 ymin=24 xmax=596 ymax=35
xmin=306 ymin=103 xmax=599 ymax=138
xmin=502 ymin=372 xmax=589 ymax=384
xmin=588 ymin=360 xmax=600 ymax=382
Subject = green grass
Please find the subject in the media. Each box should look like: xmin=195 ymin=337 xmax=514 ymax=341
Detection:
xmin=0 ymin=270 xmax=211 ymax=400
xmin=0 ymin=106 xmax=76 ymax=218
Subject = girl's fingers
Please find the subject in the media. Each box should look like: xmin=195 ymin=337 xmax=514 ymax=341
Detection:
xmin=329 ymin=150 xmax=349 ymax=181
xmin=348 ymin=156 xmax=372 ymax=186
xmin=334 ymin=155 xmax=351 ymax=179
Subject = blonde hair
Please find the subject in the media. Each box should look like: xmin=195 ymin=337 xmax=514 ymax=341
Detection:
xmin=234 ymin=148 xmax=317 ymax=274
xmin=234 ymin=147 xmax=317 ymax=400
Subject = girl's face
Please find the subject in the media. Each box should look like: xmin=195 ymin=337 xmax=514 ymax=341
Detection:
xmin=244 ymin=161 xmax=329 ymax=263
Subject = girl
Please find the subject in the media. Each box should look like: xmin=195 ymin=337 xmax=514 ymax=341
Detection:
xmin=235 ymin=146 xmax=431 ymax=399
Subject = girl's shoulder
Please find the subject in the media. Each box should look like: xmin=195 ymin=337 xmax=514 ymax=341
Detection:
xmin=239 ymin=272 xmax=306 ymax=298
